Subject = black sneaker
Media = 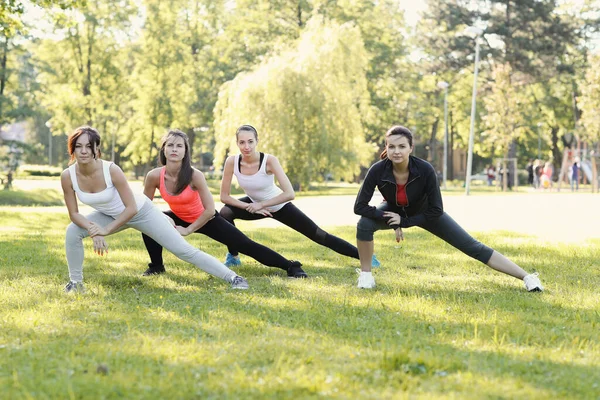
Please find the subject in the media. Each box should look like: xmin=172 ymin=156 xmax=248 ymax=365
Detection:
xmin=287 ymin=260 xmax=307 ymax=279
xmin=142 ymin=263 xmax=166 ymax=276
xmin=64 ymin=281 xmax=86 ymax=293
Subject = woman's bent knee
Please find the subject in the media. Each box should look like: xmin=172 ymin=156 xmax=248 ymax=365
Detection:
xmin=356 ymin=217 xmax=378 ymax=241
xmin=66 ymin=222 xmax=87 ymax=241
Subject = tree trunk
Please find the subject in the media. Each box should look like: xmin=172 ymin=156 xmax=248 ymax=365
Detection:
xmin=507 ymin=138 xmax=517 ymax=189
xmin=0 ymin=34 xmax=9 ymax=122
xmin=297 ymin=3 xmax=303 ymax=27
xmin=428 ymin=118 xmax=439 ymax=163
xmin=449 ymin=111 xmax=454 ymax=180
xmin=551 ymin=126 xmax=561 ymax=180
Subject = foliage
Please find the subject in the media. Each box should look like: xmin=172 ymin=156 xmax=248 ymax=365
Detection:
xmin=481 ymin=63 xmax=528 ymax=158
xmin=579 ymin=54 xmax=600 ymax=142
xmin=213 ymin=17 xmax=373 ymax=187
xmin=0 ymin=209 xmax=598 ymax=398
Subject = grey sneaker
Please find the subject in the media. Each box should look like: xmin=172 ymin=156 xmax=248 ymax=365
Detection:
xmin=523 ymin=272 xmax=543 ymax=292
xmin=231 ymin=276 xmax=249 ymax=290
xmin=64 ymin=281 xmax=86 ymax=293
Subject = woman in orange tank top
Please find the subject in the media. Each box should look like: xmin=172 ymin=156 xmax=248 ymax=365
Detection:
xmin=141 ymin=129 xmax=306 ymax=278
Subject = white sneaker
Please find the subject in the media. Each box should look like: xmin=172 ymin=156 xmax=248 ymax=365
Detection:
xmin=357 ymin=271 xmax=376 ymax=289
xmin=523 ymin=272 xmax=543 ymax=292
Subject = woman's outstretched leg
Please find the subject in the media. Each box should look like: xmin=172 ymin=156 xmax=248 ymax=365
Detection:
xmin=273 ymin=203 xmax=359 ymax=259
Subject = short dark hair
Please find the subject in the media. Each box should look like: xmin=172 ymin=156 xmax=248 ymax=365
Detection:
xmin=68 ymin=126 xmax=102 ymax=164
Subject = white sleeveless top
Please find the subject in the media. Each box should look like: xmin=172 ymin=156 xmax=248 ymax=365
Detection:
xmin=69 ymin=160 xmax=146 ymax=217
xmin=233 ymin=153 xmax=288 ymax=212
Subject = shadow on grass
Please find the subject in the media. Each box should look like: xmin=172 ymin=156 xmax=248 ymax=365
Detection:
xmin=2 ymin=220 xmax=599 ymax=398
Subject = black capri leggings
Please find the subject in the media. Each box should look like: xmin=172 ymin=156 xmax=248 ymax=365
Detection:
xmin=142 ymin=211 xmax=294 ymax=270
xmin=219 ymin=197 xmax=359 ymax=259
xmin=356 ymin=202 xmax=493 ymax=264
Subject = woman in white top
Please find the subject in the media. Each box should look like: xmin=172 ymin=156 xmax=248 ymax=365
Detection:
xmin=219 ymin=125 xmax=377 ymax=273
xmin=60 ymin=126 xmax=248 ymax=292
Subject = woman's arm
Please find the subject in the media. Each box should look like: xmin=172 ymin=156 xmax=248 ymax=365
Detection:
xmin=178 ymin=170 xmax=215 ymax=236
xmin=61 ymin=169 xmax=93 ymax=230
xmin=143 ymin=168 xmax=160 ymax=200
xmin=353 ymin=162 xmax=386 ymax=220
xmin=88 ymin=164 xmax=138 ymax=236
xmin=220 ymin=156 xmax=256 ymax=209
xmin=252 ymin=155 xmax=294 ymax=209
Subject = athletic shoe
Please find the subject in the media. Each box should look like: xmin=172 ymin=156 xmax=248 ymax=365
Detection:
xmin=224 ymin=253 xmax=241 ymax=268
xmin=523 ymin=272 xmax=543 ymax=292
xmin=357 ymin=270 xmax=376 ymax=289
xmin=371 ymin=254 xmax=381 ymax=268
xmin=287 ymin=260 xmax=308 ymax=279
xmin=64 ymin=281 xmax=86 ymax=293
xmin=231 ymin=276 xmax=249 ymax=290
xmin=142 ymin=263 xmax=165 ymax=276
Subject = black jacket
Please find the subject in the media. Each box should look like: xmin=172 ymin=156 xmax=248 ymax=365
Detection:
xmin=354 ymin=156 xmax=443 ymax=228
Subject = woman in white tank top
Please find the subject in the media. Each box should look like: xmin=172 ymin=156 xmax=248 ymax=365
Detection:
xmin=219 ymin=125 xmax=380 ymax=272
xmin=60 ymin=126 xmax=248 ymax=292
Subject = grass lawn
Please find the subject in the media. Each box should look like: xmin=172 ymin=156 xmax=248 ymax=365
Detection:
xmin=0 ymin=208 xmax=598 ymax=399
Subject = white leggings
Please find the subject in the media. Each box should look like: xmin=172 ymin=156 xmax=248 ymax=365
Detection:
xmin=65 ymin=199 xmax=237 ymax=283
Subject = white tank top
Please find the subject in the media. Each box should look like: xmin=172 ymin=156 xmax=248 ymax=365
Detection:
xmin=69 ymin=160 xmax=146 ymax=217
xmin=233 ymin=153 xmax=288 ymax=212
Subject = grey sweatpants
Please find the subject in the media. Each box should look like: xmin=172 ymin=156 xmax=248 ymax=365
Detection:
xmin=65 ymin=199 xmax=237 ymax=283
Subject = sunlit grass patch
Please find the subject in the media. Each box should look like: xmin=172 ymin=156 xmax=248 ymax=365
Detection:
xmin=0 ymin=209 xmax=598 ymax=399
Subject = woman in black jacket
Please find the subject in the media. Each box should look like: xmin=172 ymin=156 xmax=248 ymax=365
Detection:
xmin=353 ymin=125 xmax=543 ymax=292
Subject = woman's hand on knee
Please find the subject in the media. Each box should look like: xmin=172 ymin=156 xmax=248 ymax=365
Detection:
xmin=88 ymin=222 xmax=108 ymax=237
xmin=383 ymin=212 xmax=401 ymax=227
xmin=175 ymin=225 xmax=191 ymax=236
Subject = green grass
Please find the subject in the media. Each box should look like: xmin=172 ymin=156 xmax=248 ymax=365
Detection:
xmin=0 ymin=209 xmax=598 ymax=399
xmin=0 ymin=189 xmax=64 ymax=206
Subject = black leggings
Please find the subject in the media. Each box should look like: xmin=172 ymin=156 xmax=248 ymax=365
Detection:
xmin=356 ymin=202 xmax=494 ymax=264
xmin=142 ymin=211 xmax=293 ymax=270
xmin=219 ymin=197 xmax=359 ymax=259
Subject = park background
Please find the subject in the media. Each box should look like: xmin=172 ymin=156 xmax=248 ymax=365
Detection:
xmin=0 ymin=1 xmax=599 ymax=399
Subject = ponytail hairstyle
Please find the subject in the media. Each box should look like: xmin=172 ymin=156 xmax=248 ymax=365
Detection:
xmin=380 ymin=125 xmax=414 ymax=160
xmin=159 ymin=129 xmax=193 ymax=195
xmin=235 ymin=124 xmax=258 ymax=140
xmin=67 ymin=126 xmax=102 ymax=164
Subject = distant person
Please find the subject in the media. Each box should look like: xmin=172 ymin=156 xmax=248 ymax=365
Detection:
xmin=353 ymin=125 xmax=543 ymax=292
xmin=219 ymin=124 xmax=380 ymax=274
xmin=526 ymin=160 xmax=534 ymax=186
xmin=571 ymin=157 xmax=580 ymax=192
xmin=533 ymin=160 xmax=542 ymax=189
xmin=60 ymin=126 xmax=249 ymax=292
xmin=486 ymin=165 xmax=495 ymax=186
xmin=541 ymin=161 xmax=553 ymax=190
xmin=140 ymin=129 xmax=304 ymax=278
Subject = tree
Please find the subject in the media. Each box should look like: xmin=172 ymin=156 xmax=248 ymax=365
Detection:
xmin=579 ymin=54 xmax=600 ymax=143
xmin=481 ymin=63 xmax=529 ymax=189
xmin=213 ymin=17 xmax=372 ymax=188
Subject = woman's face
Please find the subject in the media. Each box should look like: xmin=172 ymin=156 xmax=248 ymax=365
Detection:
xmin=237 ymin=130 xmax=258 ymax=156
xmin=386 ymin=134 xmax=412 ymax=165
xmin=74 ymin=134 xmax=96 ymax=164
xmin=164 ymin=135 xmax=186 ymax=163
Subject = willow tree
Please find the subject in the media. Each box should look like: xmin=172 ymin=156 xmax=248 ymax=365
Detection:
xmin=213 ymin=17 xmax=373 ymax=188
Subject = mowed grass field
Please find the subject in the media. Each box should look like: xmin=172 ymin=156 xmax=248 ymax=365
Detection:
xmin=0 ymin=207 xmax=598 ymax=399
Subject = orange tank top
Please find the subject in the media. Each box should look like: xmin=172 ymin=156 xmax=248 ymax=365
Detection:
xmin=159 ymin=168 xmax=205 ymax=223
